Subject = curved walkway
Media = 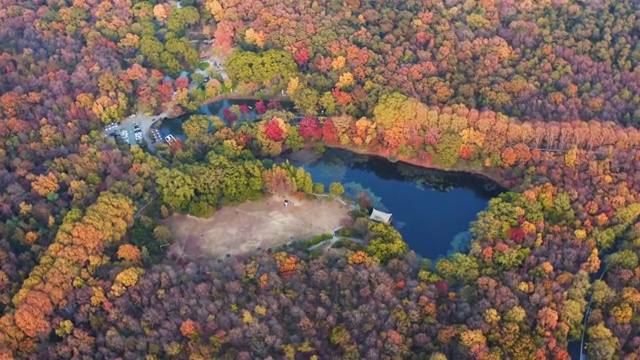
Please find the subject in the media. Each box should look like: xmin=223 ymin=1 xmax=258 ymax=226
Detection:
xmin=308 ymin=226 xmax=365 ymax=251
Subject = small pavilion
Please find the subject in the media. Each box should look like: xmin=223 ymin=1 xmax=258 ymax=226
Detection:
xmin=370 ymin=209 xmax=392 ymax=223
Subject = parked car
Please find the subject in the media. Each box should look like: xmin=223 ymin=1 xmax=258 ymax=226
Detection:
xmin=151 ymin=129 xmax=163 ymax=143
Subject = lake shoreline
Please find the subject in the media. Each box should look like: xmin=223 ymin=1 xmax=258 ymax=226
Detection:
xmin=167 ymin=93 xmax=291 ymax=118
xmin=321 ymin=143 xmax=511 ymax=191
xmin=283 ymin=147 xmax=498 ymax=258
xmin=160 ymin=94 xmax=509 ymax=191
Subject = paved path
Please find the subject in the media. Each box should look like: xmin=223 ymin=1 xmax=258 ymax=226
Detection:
xmin=312 ymin=193 xmax=353 ymax=208
xmin=308 ymin=226 xmax=343 ymax=251
xmin=308 ymin=226 xmax=365 ymax=251
xmin=576 ymin=267 xmax=608 ymax=360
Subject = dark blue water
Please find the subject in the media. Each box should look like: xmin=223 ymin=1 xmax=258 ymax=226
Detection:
xmin=157 ymin=98 xmax=295 ymax=141
xmin=283 ymin=148 xmax=503 ymax=259
xmin=158 ymin=98 xmax=502 ymax=259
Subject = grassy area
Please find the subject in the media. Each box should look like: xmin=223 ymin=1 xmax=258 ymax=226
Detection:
xmin=333 ymin=238 xmax=363 ymax=251
xmin=337 ymin=228 xmax=357 ymax=237
xmin=305 ymin=233 xmax=333 ymax=247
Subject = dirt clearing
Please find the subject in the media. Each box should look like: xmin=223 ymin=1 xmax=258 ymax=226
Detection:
xmin=164 ymin=194 xmax=350 ymax=259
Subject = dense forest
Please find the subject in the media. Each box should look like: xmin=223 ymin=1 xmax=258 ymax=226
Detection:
xmin=213 ymin=0 xmax=640 ymax=125
xmin=0 ymin=0 xmax=639 ymax=359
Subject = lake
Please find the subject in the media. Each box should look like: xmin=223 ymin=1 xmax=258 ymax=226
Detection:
xmin=281 ymin=148 xmax=503 ymax=260
xmin=159 ymin=99 xmax=503 ymax=259
xmin=157 ymin=98 xmax=295 ymax=141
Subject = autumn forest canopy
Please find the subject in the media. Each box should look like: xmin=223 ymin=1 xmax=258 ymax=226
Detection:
xmin=1 ymin=0 xmax=640 ymax=359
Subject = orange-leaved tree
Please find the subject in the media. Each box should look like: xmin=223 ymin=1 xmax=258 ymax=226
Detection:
xmin=0 ymin=193 xmax=134 ymax=357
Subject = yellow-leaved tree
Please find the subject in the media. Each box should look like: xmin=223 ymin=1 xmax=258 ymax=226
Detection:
xmin=331 ymin=56 xmax=345 ymax=70
xmin=287 ymin=77 xmax=300 ymax=95
xmin=110 ymin=267 xmax=144 ymax=297
xmin=565 ymin=146 xmax=578 ymax=167
xmin=153 ymin=4 xmax=169 ymax=22
xmin=245 ymin=28 xmax=266 ymax=48
xmin=336 ymin=72 xmax=355 ymax=89
xmin=205 ymin=0 xmax=224 ymax=21
xmin=28 ymin=172 xmax=60 ymax=197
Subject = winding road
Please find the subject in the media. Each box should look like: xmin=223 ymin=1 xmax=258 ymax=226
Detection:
xmin=574 ymin=266 xmax=608 ymax=360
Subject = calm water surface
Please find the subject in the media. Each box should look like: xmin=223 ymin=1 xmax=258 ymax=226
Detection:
xmin=159 ymin=99 xmax=582 ymax=357
xmin=159 ymin=99 xmax=503 ymax=259
xmin=283 ymin=148 xmax=503 ymax=260
xmin=158 ymin=98 xmax=294 ymax=141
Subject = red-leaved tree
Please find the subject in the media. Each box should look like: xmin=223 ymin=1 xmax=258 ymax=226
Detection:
xmin=298 ymin=117 xmax=321 ymax=140
xmin=223 ymin=108 xmax=237 ymax=122
xmin=255 ymin=100 xmax=267 ymax=114
xmin=175 ymin=77 xmax=189 ymax=89
xmin=294 ymin=47 xmax=310 ymax=66
xmin=264 ymin=119 xmax=284 ymax=141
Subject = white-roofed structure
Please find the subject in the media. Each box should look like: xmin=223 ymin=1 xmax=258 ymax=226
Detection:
xmin=370 ymin=208 xmax=392 ymax=223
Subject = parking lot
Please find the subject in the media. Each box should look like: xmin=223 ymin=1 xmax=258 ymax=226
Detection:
xmin=104 ymin=111 xmax=170 ymax=152
xmin=104 ymin=115 xmax=144 ymax=146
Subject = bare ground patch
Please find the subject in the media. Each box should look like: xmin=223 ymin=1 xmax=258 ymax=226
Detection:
xmin=164 ymin=194 xmax=350 ymax=259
